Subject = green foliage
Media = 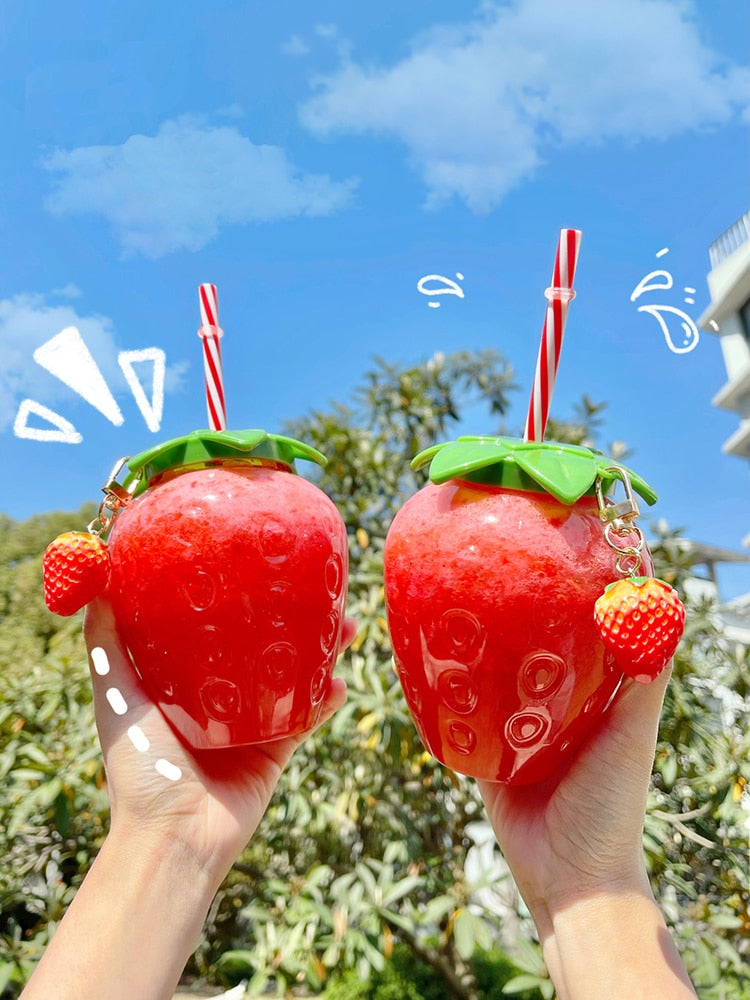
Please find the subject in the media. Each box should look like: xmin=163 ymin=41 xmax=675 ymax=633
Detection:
xmin=1 ymin=354 xmax=748 ymax=999
xmin=646 ymin=527 xmax=750 ymax=996
xmin=0 ymin=506 xmax=95 ymax=671
xmin=0 ymin=503 xmax=107 ymax=998
xmin=320 ymin=944 xmax=543 ymax=1000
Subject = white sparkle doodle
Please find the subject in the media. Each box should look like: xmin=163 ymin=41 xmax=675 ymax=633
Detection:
xmin=127 ymin=725 xmax=150 ymax=753
xmin=630 ymin=268 xmax=673 ymax=301
xmin=155 ymin=759 xmax=183 ymax=782
xmin=90 ymin=646 xmax=183 ymax=782
xmin=14 ymin=326 xmax=167 ymax=443
xmin=13 ymin=400 xmax=82 ymax=444
xmin=630 ymin=249 xmax=700 ymax=355
xmin=417 ymin=273 xmax=465 ymax=308
xmin=118 ymin=348 xmax=166 ymax=433
xmin=91 ymin=646 xmax=111 ymax=676
xmin=105 ymin=687 xmax=129 ymax=716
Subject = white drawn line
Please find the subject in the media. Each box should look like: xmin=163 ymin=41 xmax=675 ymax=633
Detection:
xmin=91 ymin=646 xmax=111 ymax=676
xmin=118 ymin=348 xmax=166 ymax=433
xmin=96 ymin=671 xmax=183 ymax=782
xmin=155 ymin=759 xmax=183 ymax=782
xmin=106 ymin=687 xmax=129 ymax=716
xmin=33 ymin=326 xmax=124 ymax=426
xmin=127 ymin=725 xmax=150 ymax=753
xmin=13 ymin=399 xmax=82 ymax=444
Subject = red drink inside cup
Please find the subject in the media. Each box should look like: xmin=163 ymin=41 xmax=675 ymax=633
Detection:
xmin=104 ymin=429 xmax=348 ymax=749
xmin=384 ymin=437 xmax=656 ymax=785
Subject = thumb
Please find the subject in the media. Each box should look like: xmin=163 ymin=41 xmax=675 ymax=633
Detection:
xmin=605 ymin=664 xmax=673 ymax=766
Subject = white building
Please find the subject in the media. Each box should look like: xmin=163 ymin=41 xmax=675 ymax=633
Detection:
xmin=699 ymin=210 xmax=750 ymax=462
xmin=697 ymin=210 xmax=750 ymax=644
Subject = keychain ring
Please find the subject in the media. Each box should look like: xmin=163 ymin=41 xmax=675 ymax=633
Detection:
xmin=604 ymin=521 xmax=644 ymax=576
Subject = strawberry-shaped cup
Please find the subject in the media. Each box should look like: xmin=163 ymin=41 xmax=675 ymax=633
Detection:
xmin=93 ymin=429 xmax=348 ymax=749
xmin=383 ymin=436 xmax=663 ymax=785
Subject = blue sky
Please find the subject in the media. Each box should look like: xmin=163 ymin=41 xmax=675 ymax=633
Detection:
xmin=2 ymin=0 xmax=749 ymax=598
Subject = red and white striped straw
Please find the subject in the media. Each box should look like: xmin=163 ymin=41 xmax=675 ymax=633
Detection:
xmin=523 ymin=229 xmax=582 ymax=442
xmin=197 ymin=283 xmax=227 ymax=431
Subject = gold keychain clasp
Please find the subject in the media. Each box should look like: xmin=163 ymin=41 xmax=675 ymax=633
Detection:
xmin=596 ymin=465 xmax=645 ymax=577
xmin=88 ymin=457 xmax=138 ymax=537
xmin=596 ymin=465 xmax=641 ymax=531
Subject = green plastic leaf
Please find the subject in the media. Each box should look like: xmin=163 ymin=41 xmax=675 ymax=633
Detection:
xmin=414 ymin=435 xmax=657 ymax=507
xmin=514 ymin=446 xmax=598 ymax=504
xmin=124 ymin=427 xmax=327 ymax=495
xmin=417 ymin=438 xmax=511 ymax=484
xmin=411 ymin=441 xmax=446 ymax=471
xmin=621 ymin=467 xmax=658 ymax=506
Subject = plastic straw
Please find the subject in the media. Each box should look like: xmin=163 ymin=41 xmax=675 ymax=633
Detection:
xmin=197 ymin=283 xmax=227 ymax=431
xmin=523 ymin=229 xmax=582 ymax=442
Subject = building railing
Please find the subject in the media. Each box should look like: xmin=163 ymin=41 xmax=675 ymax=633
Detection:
xmin=709 ymin=210 xmax=750 ymax=269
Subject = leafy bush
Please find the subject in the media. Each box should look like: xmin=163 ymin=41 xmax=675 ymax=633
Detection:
xmin=1 ymin=359 xmax=748 ymax=999
xmin=0 ymin=505 xmax=108 ymax=997
xmin=321 ymin=944 xmax=544 ymax=1000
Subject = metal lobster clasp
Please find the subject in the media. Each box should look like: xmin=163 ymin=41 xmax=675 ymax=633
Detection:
xmin=87 ymin=457 xmax=137 ymax=536
xmin=596 ymin=465 xmax=641 ymax=533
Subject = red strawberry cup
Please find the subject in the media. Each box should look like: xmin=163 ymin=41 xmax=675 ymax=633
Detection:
xmin=84 ymin=429 xmax=348 ymax=750
xmin=383 ymin=436 xmax=680 ymax=786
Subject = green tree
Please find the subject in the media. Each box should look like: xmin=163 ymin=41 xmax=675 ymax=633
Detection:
xmin=211 ymin=351 xmax=748 ymax=999
xmin=0 ymin=504 xmax=110 ymax=997
xmin=214 ymin=350 xmax=522 ymax=999
xmin=1 ymin=352 xmax=748 ymax=999
xmin=647 ymin=525 xmax=750 ymax=996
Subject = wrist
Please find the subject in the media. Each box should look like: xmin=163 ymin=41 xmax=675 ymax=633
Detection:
xmin=107 ymin=797 xmax=243 ymax=896
xmin=106 ymin=818 xmax=217 ymax=892
xmin=528 ymin=865 xmax=650 ymax=942
xmin=539 ymin=885 xmax=697 ymax=1000
xmin=22 ymin=822 xmax=219 ymax=1000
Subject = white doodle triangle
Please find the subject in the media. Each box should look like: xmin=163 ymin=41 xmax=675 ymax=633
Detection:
xmin=13 ymin=399 xmax=83 ymax=444
xmin=33 ymin=326 xmax=124 ymax=426
xmin=118 ymin=348 xmax=166 ymax=433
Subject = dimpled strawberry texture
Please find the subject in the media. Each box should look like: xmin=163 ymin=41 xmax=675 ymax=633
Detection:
xmin=384 ymin=480 xmax=655 ymax=784
xmin=106 ymin=465 xmax=349 ymax=749
xmin=43 ymin=532 xmax=110 ymax=617
xmin=594 ymin=577 xmax=685 ymax=683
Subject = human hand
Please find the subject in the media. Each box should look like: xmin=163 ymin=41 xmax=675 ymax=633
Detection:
xmin=84 ymin=596 xmax=357 ymax=888
xmin=22 ymin=598 xmax=358 ymax=1000
xmin=478 ymin=670 xmax=670 ymax=932
xmin=479 ymin=671 xmax=697 ymax=998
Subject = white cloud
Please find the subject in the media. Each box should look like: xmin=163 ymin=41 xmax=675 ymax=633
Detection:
xmin=299 ymin=0 xmax=750 ymax=211
xmin=282 ymin=34 xmax=311 ymax=56
xmin=0 ymin=292 xmax=186 ymax=431
xmin=42 ymin=115 xmax=358 ymax=258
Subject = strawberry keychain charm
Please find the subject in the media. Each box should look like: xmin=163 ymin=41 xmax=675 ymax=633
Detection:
xmin=43 ymin=531 xmax=110 ymax=617
xmin=593 ymin=467 xmax=686 ymax=683
xmin=42 ymin=462 xmax=131 ymax=617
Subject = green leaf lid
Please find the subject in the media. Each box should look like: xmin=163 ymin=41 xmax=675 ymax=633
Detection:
xmin=123 ymin=429 xmax=327 ymax=496
xmin=412 ymin=436 xmax=657 ymax=507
